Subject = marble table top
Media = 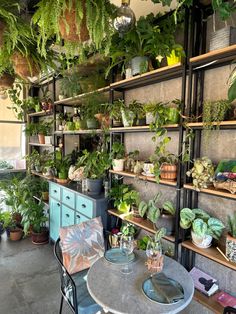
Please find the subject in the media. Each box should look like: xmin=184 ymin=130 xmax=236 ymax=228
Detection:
xmin=87 ymin=250 xmax=194 ymax=314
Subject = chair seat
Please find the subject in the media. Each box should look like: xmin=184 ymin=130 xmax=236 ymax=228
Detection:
xmin=72 ymin=269 xmax=102 ymax=314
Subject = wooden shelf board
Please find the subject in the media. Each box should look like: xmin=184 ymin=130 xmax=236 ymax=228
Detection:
xmin=182 ymin=240 xmax=236 ymax=271
xmin=186 ymin=120 xmax=236 ymax=128
xmin=109 ymin=170 xmax=177 ymax=187
xmin=184 ymin=183 xmax=236 ymax=200
xmin=54 ymin=86 xmax=111 ymax=106
xmin=108 ymin=209 xmax=175 ymax=243
xmin=28 ymin=110 xmax=52 ymax=117
xmin=110 ymin=124 xmax=179 ymax=133
xmin=31 ymin=171 xmax=51 ymax=179
xmin=190 ymin=44 xmax=236 ymax=65
xmin=54 ymin=129 xmax=103 ymax=135
xmin=110 ymin=63 xmax=182 ymax=89
xmin=29 ymin=143 xmax=53 ymax=147
xmin=193 ymin=290 xmax=223 ymax=314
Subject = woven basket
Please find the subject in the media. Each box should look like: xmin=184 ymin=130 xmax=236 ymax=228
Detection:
xmin=0 ymin=73 xmax=15 ymax=89
xmin=160 ymin=163 xmax=177 ymax=181
xmin=11 ymin=52 xmax=39 ymax=79
xmin=59 ymin=0 xmax=89 ymax=42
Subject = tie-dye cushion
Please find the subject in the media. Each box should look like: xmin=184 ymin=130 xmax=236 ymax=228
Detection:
xmin=59 ymin=216 xmax=105 ymax=274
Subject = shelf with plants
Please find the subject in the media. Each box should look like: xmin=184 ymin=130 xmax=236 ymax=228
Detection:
xmin=189 ymin=44 xmax=236 ymax=69
xmin=183 ymin=183 xmax=236 ymax=200
xmin=54 ymin=129 xmax=104 ymax=135
xmin=110 ymin=124 xmax=180 ymax=133
xmin=108 ymin=209 xmax=175 ymax=243
xmin=186 ymin=120 xmax=236 ymax=129
xmin=28 ymin=110 xmax=53 ymax=118
xmin=182 ymin=240 xmax=236 ymax=271
xmin=193 ymin=290 xmax=224 ymax=314
xmin=109 ymin=170 xmax=177 ymax=187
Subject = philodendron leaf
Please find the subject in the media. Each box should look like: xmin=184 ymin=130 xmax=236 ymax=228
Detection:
xmin=162 ymin=201 xmax=175 ymax=215
xmin=138 ymin=201 xmax=148 ymax=217
xmin=192 ymin=218 xmax=208 ymax=237
xmin=180 ymin=208 xmax=195 ymax=229
xmin=207 ymin=218 xmax=225 ymax=240
xmin=154 ymin=227 xmax=167 ymax=242
xmin=192 ymin=208 xmax=210 ymax=221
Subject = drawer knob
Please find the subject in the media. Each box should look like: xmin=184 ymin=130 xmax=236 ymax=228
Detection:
xmin=66 ymin=196 xmax=70 ymax=200
xmin=82 ymin=204 xmax=86 ymax=208
xmin=57 ymin=203 xmax=60 ymax=207
xmin=54 ymin=190 xmax=57 ymax=193
xmin=76 ymin=214 xmax=80 ymax=218
xmin=66 ymin=214 xmax=70 ymax=218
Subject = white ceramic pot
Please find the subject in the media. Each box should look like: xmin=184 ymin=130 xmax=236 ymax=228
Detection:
xmin=191 ymin=230 xmax=213 ymax=248
xmin=146 ymin=112 xmax=155 ymax=125
xmin=44 ymin=136 xmax=52 ymax=145
xmin=131 ymin=56 xmax=149 ymax=76
xmin=113 ymin=159 xmax=125 ymax=172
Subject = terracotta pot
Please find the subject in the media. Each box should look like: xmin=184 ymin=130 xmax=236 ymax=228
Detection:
xmin=10 ymin=228 xmax=23 ymax=241
xmin=0 ymin=20 xmax=6 ymax=47
xmin=132 ymin=208 xmax=143 ymax=223
xmin=31 ymin=228 xmax=49 ymax=245
xmin=94 ymin=113 xmax=111 ymax=129
xmin=56 ymin=178 xmax=69 ymax=185
xmin=38 ymin=134 xmax=45 ymax=144
xmin=11 ymin=52 xmax=39 ymax=79
xmin=59 ymin=0 xmax=89 ymax=42
xmin=160 ymin=163 xmax=177 ymax=181
xmin=0 ymin=73 xmax=15 ymax=89
xmin=226 ymin=233 xmax=236 ymax=263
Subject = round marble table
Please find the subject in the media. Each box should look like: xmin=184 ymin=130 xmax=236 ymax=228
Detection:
xmin=87 ymin=250 xmax=194 ymax=314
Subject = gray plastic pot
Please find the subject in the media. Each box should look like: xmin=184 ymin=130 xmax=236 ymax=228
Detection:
xmin=156 ymin=213 xmax=175 ymax=235
xmin=86 ymin=178 xmax=103 ymax=195
xmin=131 ymin=56 xmax=149 ymax=76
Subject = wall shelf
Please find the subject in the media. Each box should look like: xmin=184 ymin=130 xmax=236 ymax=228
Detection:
xmin=28 ymin=110 xmax=53 ymax=117
xmin=29 ymin=143 xmax=53 ymax=147
xmin=184 ymin=183 xmax=236 ymax=200
xmin=110 ymin=124 xmax=179 ymax=133
xmin=186 ymin=120 xmax=236 ymax=129
xmin=193 ymin=290 xmax=223 ymax=314
xmin=108 ymin=209 xmax=175 ymax=243
xmin=54 ymin=129 xmax=104 ymax=135
xmin=110 ymin=63 xmax=183 ymax=91
xmin=182 ymin=240 xmax=236 ymax=271
xmin=31 ymin=171 xmax=52 ymax=180
xmin=109 ymin=170 xmax=177 ymax=187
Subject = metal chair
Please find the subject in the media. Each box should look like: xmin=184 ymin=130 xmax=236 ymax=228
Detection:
xmin=223 ymin=307 xmax=236 ymax=314
xmin=54 ymin=238 xmax=103 ymax=314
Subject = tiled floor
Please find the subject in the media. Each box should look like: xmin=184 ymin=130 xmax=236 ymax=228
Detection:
xmin=0 ymin=233 xmax=213 ymax=314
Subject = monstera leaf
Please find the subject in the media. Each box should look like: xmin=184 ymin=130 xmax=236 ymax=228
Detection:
xmin=207 ymin=218 xmax=225 ymax=240
xmin=192 ymin=218 xmax=208 ymax=237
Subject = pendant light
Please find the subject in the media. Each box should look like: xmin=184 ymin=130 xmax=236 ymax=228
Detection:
xmin=113 ymin=0 xmax=136 ymax=35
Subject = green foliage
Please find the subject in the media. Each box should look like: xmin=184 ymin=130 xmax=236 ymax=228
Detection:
xmin=109 ymin=184 xmax=140 ymax=209
xmin=111 ymin=142 xmax=125 ymax=160
xmin=180 ymin=207 xmax=225 ymax=240
xmin=59 ymin=72 xmax=82 ymax=98
xmin=137 ymin=235 xmax=150 ymax=250
xmin=138 ymin=192 xmax=161 ymax=223
xmin=54 ymin=153 xmax=71 ymax=179
xmin=24 ymin=121 xmax=52 ymax=136
xmin=154 ymin=227 xmax=167 ymax=242
xmin=228 ymin=65 xmax=236 ymax=102
xmin=228 ymin=212 xmax=236 ymax=238
xmin=0 ymin=211 xmax=12 ymax=228
xmin=109 ymin=99 xmax=124 ymax=121
xmin=81 ymin=92 xmax=107 ymax=120
xmin=120 ymin=222 xmax=137 ymax=236
xmin=77 ymin=149 xmax=111 ymax=179
xmin=162 ymin=200 xmax=175 ymax=215
xmin=0 ymin=160 xmax=13 ymax=170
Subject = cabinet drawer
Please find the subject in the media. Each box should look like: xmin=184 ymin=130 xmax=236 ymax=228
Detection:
xmin=62 ymin=188 xmax=75 ymax=209
xmin=76 ymin=196 xmax=93 ymax=218
xmin=50 ymin=183 xmax=61 ymax=200
xmin=61 ymin=205 xmax=75 ymax=227
xmin=49 ymin=198 xmax=61 ymax=242
xmin=75 ymin=212 xmax=90 ymax=225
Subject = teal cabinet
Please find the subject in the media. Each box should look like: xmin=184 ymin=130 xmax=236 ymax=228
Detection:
xmin=49 ymin=198 xmax=61 ymax=241
xmin=49 ymin=182 xmax=107 ymax=241
xmin=61 ymin=205 xmax=75 ymax=227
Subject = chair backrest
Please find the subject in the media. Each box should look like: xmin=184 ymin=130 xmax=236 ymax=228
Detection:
xmin=54 ymin=238 xmax=78 ymax=314
xmin=223 ymin=307 xmax=236 ymax=314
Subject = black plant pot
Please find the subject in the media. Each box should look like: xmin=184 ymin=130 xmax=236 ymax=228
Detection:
xmin=86 ymin=178 xmax=103 ymax=195
xmin=135 ymin=118 xmax=146 ymax=126
xmin=156 ymin=213 xmax=175 ymax=235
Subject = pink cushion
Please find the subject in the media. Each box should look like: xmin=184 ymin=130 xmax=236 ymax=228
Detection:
xmin=59 ymin=216 xmax=105 ymax=274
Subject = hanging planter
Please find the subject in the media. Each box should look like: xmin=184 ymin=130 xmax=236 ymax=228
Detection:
xmin=58 ymin=0 xmax=89 ymax=42
xmin=0 ymin=73 xmax=15 ymax=90
xmin=11 ymin=52 xmax=39 ymax=79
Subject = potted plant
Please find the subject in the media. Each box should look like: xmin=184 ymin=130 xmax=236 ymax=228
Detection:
xmin=166 ymin=100 xmax=181 ymax=124
xmin=129 ymin=100 xmax=146 ymax=126
xmin=109 ymin=184 xmax=140 ymax=214
xmin=138 ymin=193 xmax=161 ymax=224
xmin=186 ymin=157 xmax=215 ymax=191
xmin=156 ymin=200 xmax=176 ymax=235
xmin=21 ymin=199 xmax=48 ymax=244
xmin=9 ymin=220 xmax=23 ymax=241
xmin=95 ymin=103 xmax=111 ymax=129
xmin=40 ymin=180 xmax=49 ymax=202
xmin=55 ymin=153 xmax=71 ymax=184
xmin=110 ymin=142 xmax=126 ymax=172
xmin=0 ymin=211 xmax=11 ymax=236
xmin=226 ymin=212 xmax=236 ymax=263
xmin=110 ymin=100 xmax=124 ymax=127
xmin=151 ymin=152 xmax=178 ymax=182
xmin=24 ymin=149 xmax=41 ymax=172
xmin=180 ymin=207 xmax=225 ymax=248
xmin=120 ymin=222 xmax=139 ymax=237
xmin=121 ymin=102 xmax=136 ymax=127
xmin=77 ymin=149 xmax=111 ymax=195
xmin=59 ymin=72 xmax=83 ymax=98
xmin=82 ymin=93 xmax=102 ymax=129
xmin=37 ymin=121 xmax=52 ymax=145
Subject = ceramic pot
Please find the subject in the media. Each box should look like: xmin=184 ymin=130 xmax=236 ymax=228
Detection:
xmin=132 ymin=208 xmax=143 ymax=223
xmin=160 ymin=163 xmax=177 ymax=181
xmin=131 ymin=56 xmax=149 ymax=76
xmin=191 ymin=230 xmax=213 ymax=248
xmin=31 ymin=228 xmax=49 ymax=245
xmin=112 ymin=159 xmax=125 ymax=172
xmin=10 ymin=228 xmax=23 ymax=241
xmin=86 ymin=178 xmax=103 ymax=195
xmin=44 ymin=136 xmax=52 ymax=145
xmin=121 ymin=109 xmax=135 ymax=127
xmin=226 ymin=233 xmax=236 ymax=263
xmin=146 ymin=112 xmax=155 ymax=125
xmin=38 ymin=134 xmax=45 ymax=145
xmin=56 ymin=178 xmax=69 ymax=185
xmin=167 ymin=107 xmax=180 ymax=124
xmin=156 ymin=213 xmax=175 ymax=235
xmin=86 ymin=119 xmax=98 ymax=129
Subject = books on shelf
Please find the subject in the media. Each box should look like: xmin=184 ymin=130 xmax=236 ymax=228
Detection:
xmin=214 ymin=291 xmax=236 ymax=308
xmin=189 ymin=267 xmax=219 ymax=296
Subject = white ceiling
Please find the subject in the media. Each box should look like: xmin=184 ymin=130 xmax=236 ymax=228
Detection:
xmin=110 ymin=0 xmax=177 ymax=19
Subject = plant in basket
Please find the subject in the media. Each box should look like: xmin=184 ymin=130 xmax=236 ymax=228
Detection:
xmin=226 ymin=212 xmax=236 ymax=263
xmin=180 ymin=207 xmax=225 ymax=248
xmin=151 ymin=150 xmax=178 ymax=183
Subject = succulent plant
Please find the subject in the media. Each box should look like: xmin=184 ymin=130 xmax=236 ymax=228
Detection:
xmin=186 ymin=157 xmax=214 ymax=191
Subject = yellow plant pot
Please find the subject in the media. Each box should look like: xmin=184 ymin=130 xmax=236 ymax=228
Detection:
xmin=167 ymin=50 xmax=182 ymax=66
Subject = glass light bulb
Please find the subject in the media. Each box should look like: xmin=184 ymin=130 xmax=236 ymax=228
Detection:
xmin=113 ymin=1 xmax=136 ymax=35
